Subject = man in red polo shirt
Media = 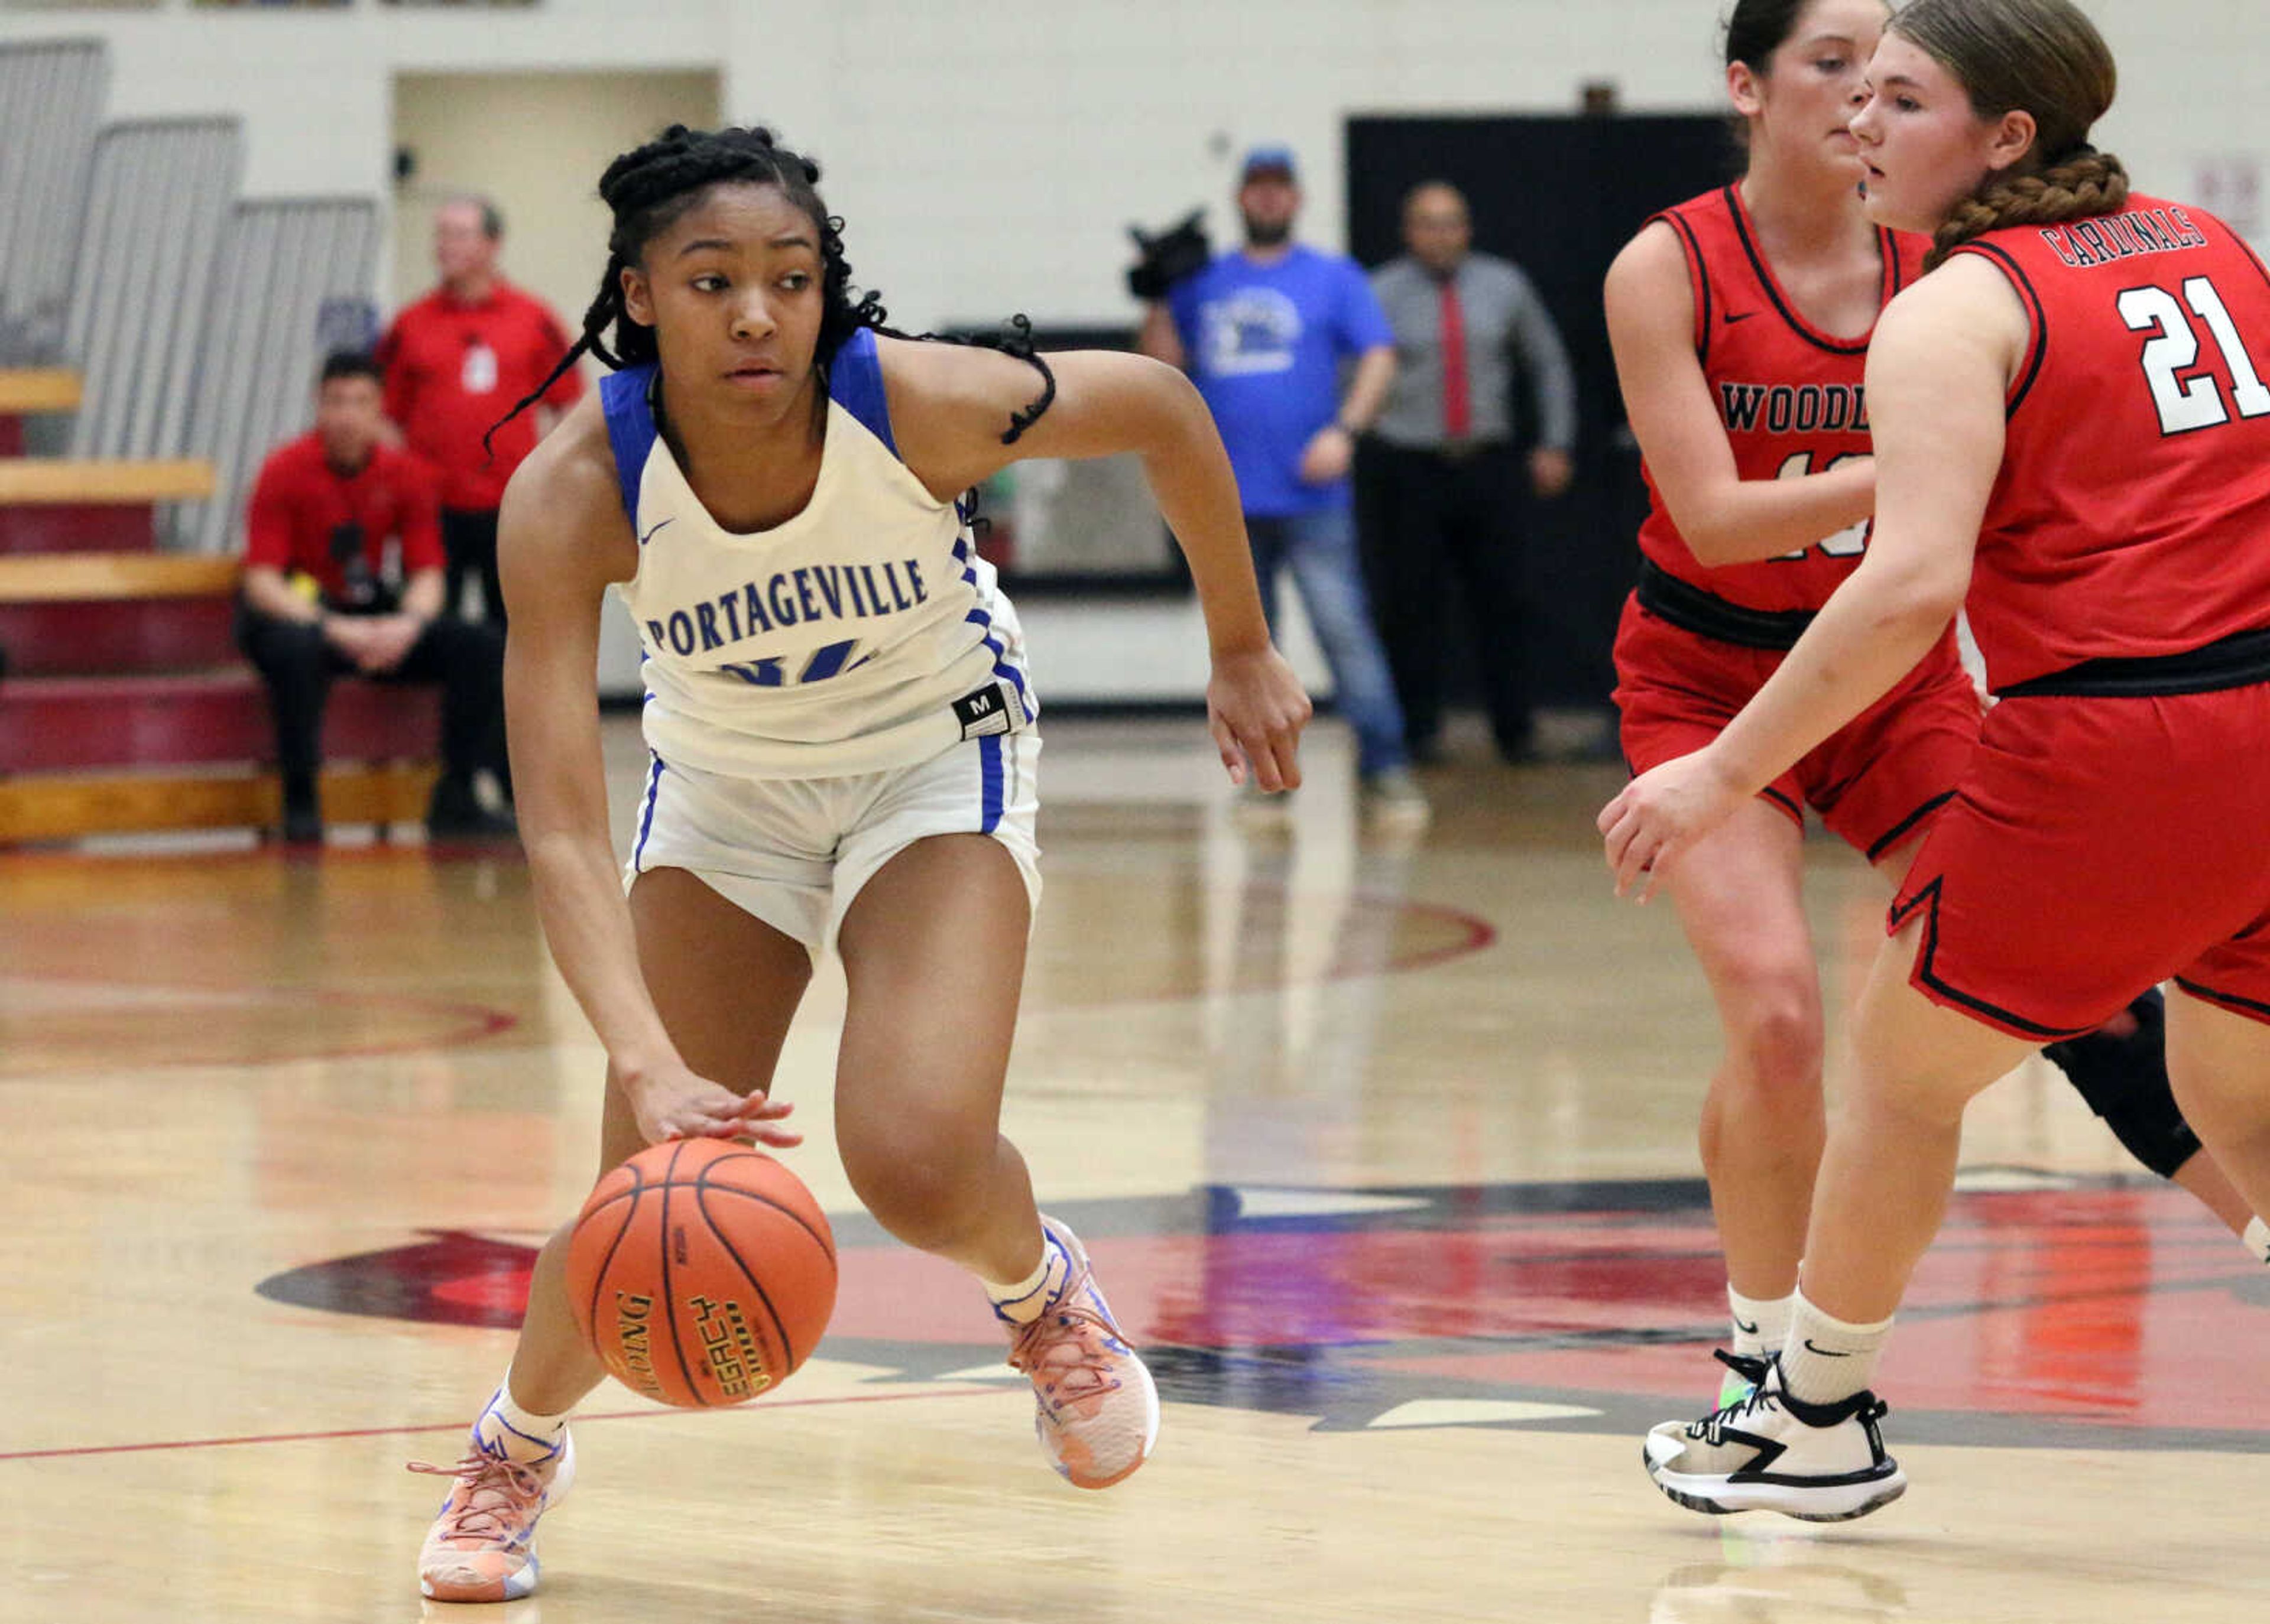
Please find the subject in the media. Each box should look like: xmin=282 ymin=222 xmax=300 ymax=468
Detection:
xmin=375 ymin=194 xmax=583 ymax=625
xmin=238 ymin=352 xmax=514 ymax=844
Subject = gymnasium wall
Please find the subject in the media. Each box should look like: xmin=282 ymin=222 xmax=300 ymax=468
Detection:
xmin=5 ymin=0 xmax=2263 ymax=703
xmin=8 ymin=1 xmax=2258 ymax=331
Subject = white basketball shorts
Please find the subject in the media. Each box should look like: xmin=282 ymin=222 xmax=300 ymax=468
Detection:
xmin=620 ymin=730 xmax=1042 ymax=960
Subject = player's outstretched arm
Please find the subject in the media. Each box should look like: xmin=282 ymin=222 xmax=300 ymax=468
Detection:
xmin=886 ymin=339 xmax=1311 ymax=791
xmin=1599 ymin=263 xmax=2019 ymax=901
xmin=498 ymin=404 xmax=796 ymax=1146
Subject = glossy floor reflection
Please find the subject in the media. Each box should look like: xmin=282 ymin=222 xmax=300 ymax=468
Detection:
xmin=2 ymin=715 xmax=2266 ymax=1623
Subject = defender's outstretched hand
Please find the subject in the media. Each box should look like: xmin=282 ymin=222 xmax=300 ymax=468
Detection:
xmin=1598 ymin=746 xmax=1747 ymax=902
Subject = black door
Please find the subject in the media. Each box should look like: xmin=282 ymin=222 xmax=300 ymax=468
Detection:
xmin=1346 ymin=113 xmax=1733 ymax=710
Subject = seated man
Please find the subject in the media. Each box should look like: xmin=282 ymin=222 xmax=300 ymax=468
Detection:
xmin=237 ymin=350 xmax=514 ymax=843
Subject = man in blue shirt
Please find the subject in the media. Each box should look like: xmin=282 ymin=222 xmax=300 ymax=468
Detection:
xmin=1137 ymin=145 xmax=1425 ymax=827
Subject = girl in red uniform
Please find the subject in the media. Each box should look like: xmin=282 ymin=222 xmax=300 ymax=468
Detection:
xmin=1605 ymin=0 xmax=2253 ymax=1405
xmin=1609 ymin=0 xmax=2270 ymax=1520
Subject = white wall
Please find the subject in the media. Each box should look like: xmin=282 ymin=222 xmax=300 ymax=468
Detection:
xmin=0 ymin=2 xmax=728 ymax=200
xmin=7 ymin=0 xmax=2266 ymax=700
xmin=8 ymin=0 xmax=2258 ymax=331
xmin=389 ymin=69 xmax=721 ymax=359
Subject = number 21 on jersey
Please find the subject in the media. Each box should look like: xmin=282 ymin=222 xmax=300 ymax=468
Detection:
xmin=2123 ymin=274 xmax=2270 ymax=435
xmin=1771 ymin=451 xmax=1869 ymax=560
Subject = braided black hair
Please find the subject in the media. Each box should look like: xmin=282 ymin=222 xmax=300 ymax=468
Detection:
xmin=487 ymin=124 xmax=1052 ymax=456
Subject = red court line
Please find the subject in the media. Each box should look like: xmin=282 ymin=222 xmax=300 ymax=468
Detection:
xmin=0 ymin=1385 xmax=1001 ymax=1464
xmin=1373 ymin=895 xmax=1499 ymax=976
xmin=1052 ymin=882 xmax=1499 ymax=1010
xmin=0 ymin=973 xmax=521 ymax=1071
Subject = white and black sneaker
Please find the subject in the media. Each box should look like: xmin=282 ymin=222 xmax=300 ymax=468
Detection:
xmin=1643 ymin=1359 xmax=1906 ymax=1522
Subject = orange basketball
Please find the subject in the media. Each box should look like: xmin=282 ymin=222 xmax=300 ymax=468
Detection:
xmin=563 ymin=1138 xmax=837 ymax=1408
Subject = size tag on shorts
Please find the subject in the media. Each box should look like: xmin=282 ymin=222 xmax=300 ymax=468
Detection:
xmin=952 ymin=680 xmax=1019 ymax=740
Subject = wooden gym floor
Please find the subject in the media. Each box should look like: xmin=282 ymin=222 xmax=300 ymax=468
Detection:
xmin=2 ymin=715 xmax=2265 ymax=1623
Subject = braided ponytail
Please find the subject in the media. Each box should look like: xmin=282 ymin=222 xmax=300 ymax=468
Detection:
xmin=1889 ymin=0 xmax=2124 ymax=271
xmin=1925 ymin=147 xmax=2131 ymax=271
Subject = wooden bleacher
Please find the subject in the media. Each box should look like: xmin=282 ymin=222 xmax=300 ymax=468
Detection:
xmin=0 ymin=554 xmax=240 ymax=679
xmin=0 ymin=550 xmax=241 ymax=601
xmin=0 ymin=371 xmax=440 ymax=843
xmin=0 ymin=457 xmax=219 ymax=553
xmin=0 ymin=371 xmax=82 ymax=463
xmin=0 ymin=368 xmax=82 ymax=420
xmin=0 ymin=456 xmax=216 ymax=503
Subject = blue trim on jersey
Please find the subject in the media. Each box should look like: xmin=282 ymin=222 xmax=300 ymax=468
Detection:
xmin=631 ymin=753 xmax=666 ymax=871
xmin=601 ymin=365 xmax=660 ymax=525
xmin=978 ymin=734 xmax=1004 ymax=833
xmin=828 ymin=328 xmax=899 ymax=458
xmin=951 ymin=535 xmax=1035 ymax=720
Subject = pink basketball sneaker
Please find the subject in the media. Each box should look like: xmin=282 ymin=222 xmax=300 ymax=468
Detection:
xmin=1004 ymin=1217 xmax=1160 ymax=1489
xmin=411 ymin=1427 xmax=574 ymax=1602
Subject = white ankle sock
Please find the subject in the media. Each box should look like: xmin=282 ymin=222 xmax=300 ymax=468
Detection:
xmin=475 ymin=1381 xmax=572 ymax=1464
xmin=985 ymin=1232 xmax=1069 ymax=1324
xmin=2246 ymin=1216 xmax=2270 ymax=1265
xmin=1727 ymin=1285 xmax=1792 ymax=1359
xmin=1779 ymin=1287 xmax=1894 ymax=1407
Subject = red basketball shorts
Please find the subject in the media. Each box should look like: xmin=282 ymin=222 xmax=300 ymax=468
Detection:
xmin=1889 ymin=683 xmax=2270 ymax=1038
xmin=1612 ymin=596 xmax=1984 ymax=863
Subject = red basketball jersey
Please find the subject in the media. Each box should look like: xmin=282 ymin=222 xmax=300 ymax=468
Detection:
xmin=1951 ymin=197 xmax=2270 ymax=689
xmin=1635 ymin=185 xmax=1928 ymax=613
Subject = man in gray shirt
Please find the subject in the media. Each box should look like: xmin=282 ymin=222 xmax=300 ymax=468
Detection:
xmin=1360 ymin=180 xmax=1577 ymax=762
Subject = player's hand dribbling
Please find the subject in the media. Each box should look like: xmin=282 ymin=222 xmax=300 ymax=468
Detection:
xmin=1208 ymin=644 xmax=1311 ymax=792
xmin=624 ymin=1061 xmax=803 ymax=1149
xmin=1597 ymin=745 xmax=1747 ymax=902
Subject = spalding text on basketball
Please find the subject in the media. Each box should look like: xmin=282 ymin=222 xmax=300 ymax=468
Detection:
xmin=612 ymin=1291 xmax=665 ymax=1400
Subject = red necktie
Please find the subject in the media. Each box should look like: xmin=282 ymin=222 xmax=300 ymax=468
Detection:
xmin=1439 ymin=278 xmax=1472 ymax=440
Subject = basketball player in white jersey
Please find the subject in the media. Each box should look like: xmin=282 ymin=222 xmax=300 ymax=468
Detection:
xmin=412 ymin=125 xmax=1311 ymax=1603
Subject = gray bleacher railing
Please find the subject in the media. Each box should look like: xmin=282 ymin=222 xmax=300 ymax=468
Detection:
xmin=0 ymin=38 xmax=108 ymax=366
xmin=63 ymin=116 xmax=243 ymax=463
xmin=171 ymin=197 xmax=382 ymax=554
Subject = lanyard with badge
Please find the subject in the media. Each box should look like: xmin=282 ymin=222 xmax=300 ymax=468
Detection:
xmin=461 ymin=332 xmax=498 ymax=395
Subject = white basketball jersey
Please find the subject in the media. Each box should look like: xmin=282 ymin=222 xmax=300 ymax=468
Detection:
xmin=604 ymin=327 xmax=1035 ymax=778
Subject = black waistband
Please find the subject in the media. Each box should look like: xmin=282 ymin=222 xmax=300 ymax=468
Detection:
xmin=1996 ymin=626 xmax=2270 ymax=697
xmin=1635 ymin=558 xmax=1816 ymax=651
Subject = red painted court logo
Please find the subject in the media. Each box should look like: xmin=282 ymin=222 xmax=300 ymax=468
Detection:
xmin=257 ymin=1172 xmax=2270 ymax=1449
